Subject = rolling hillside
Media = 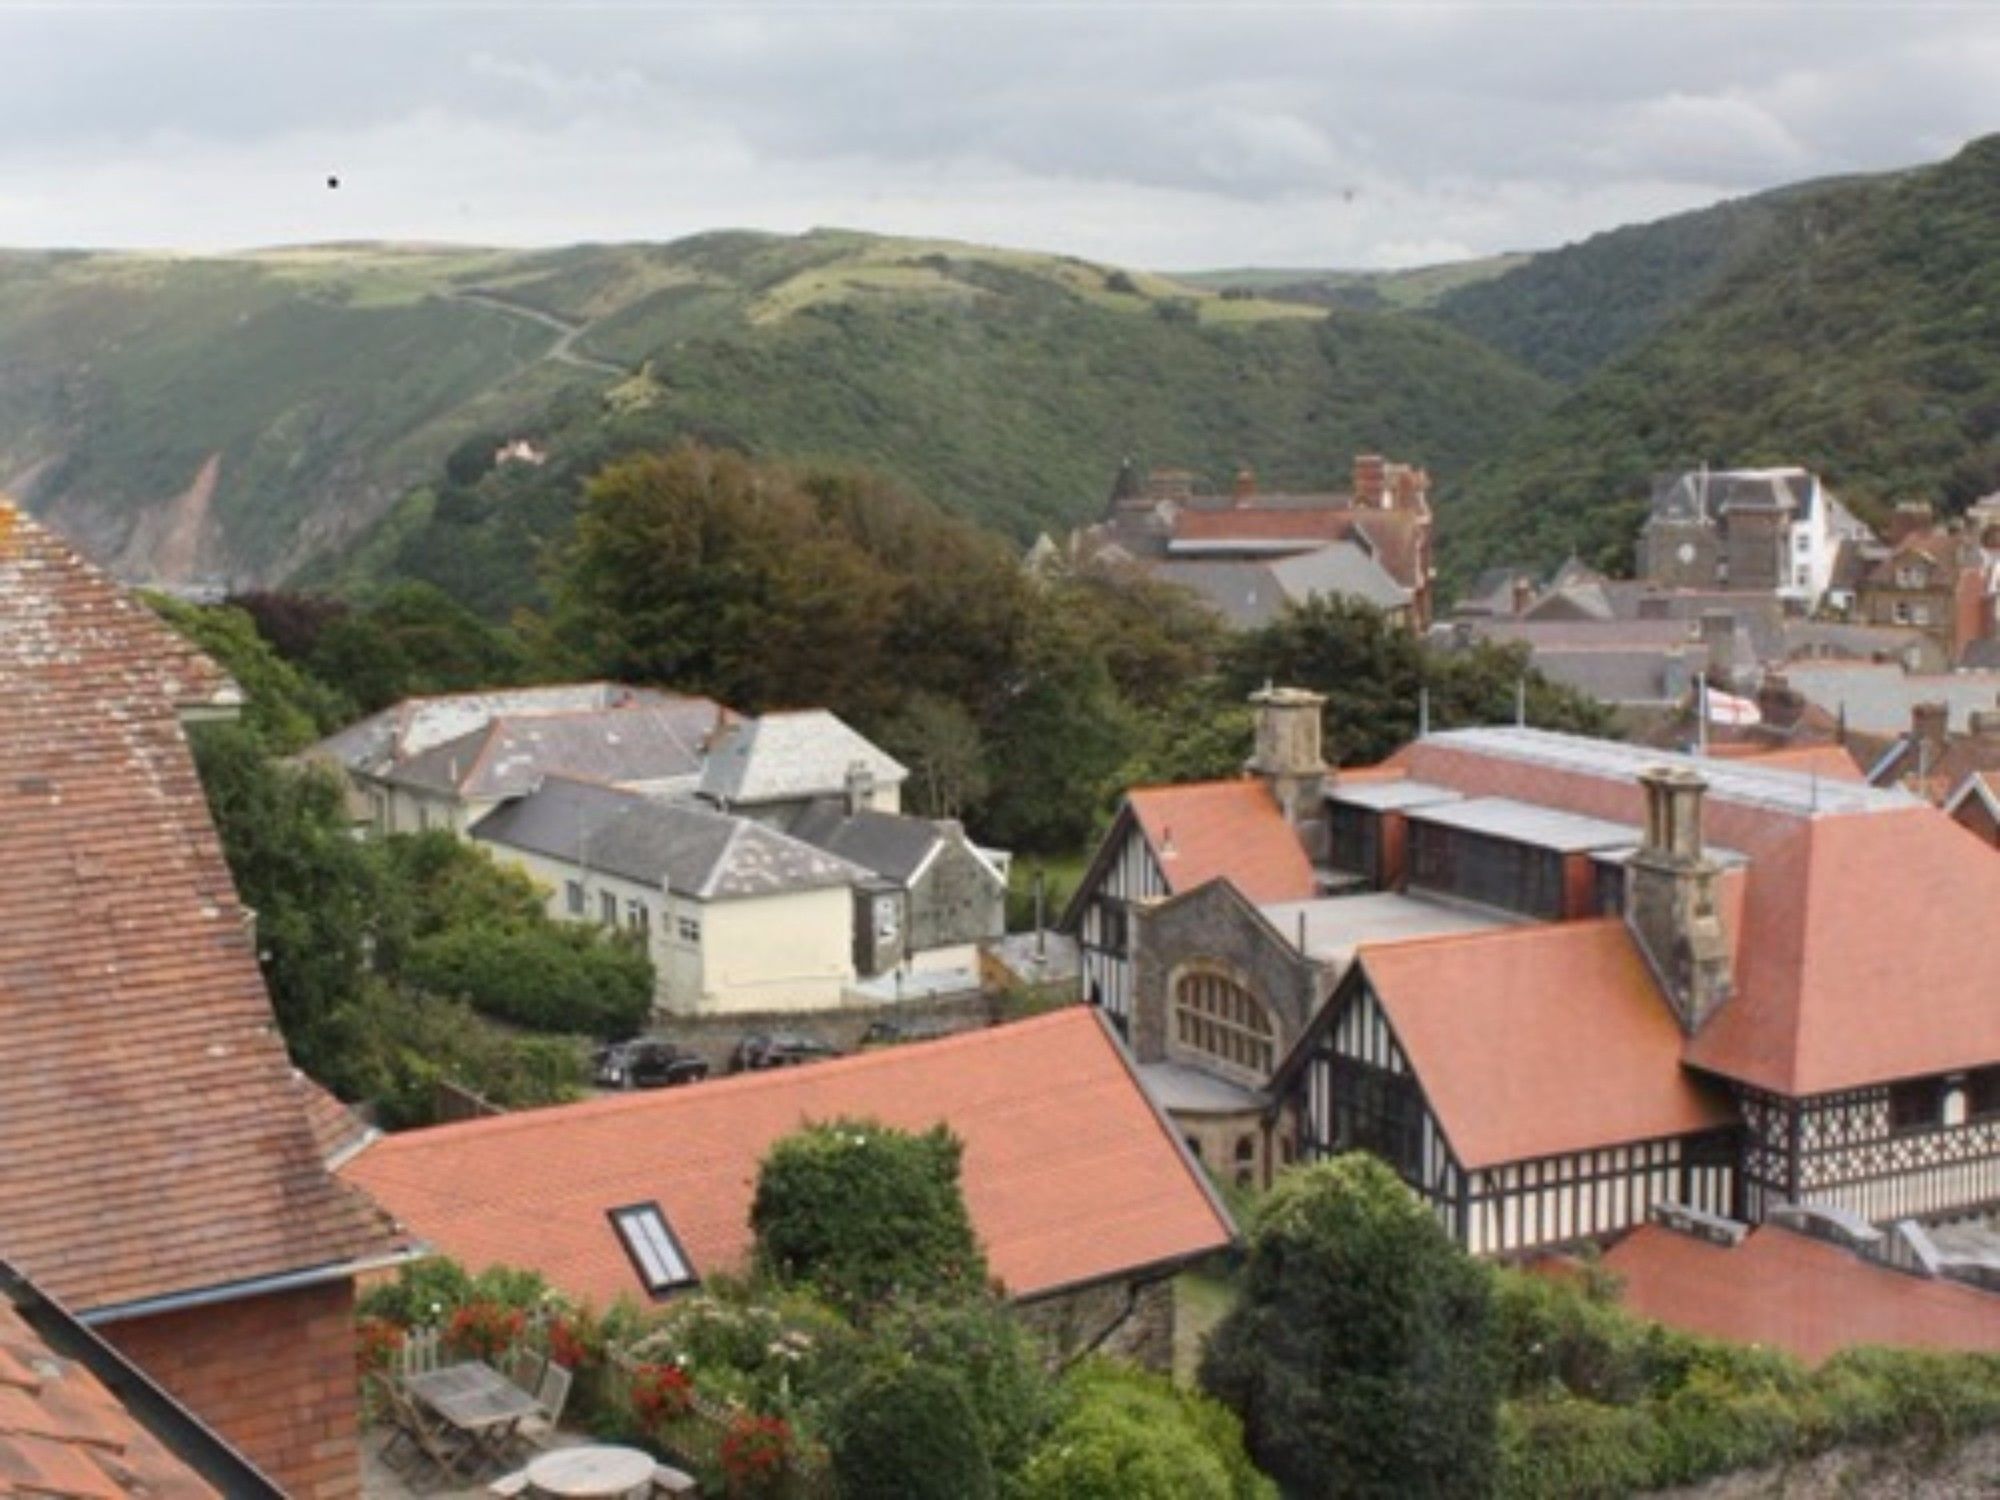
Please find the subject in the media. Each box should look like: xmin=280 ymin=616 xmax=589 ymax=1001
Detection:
xmin=0 ymin=231 xmax=1554 ymax=591
xmin=1440 ymin=135 xmax=2000 ymax=580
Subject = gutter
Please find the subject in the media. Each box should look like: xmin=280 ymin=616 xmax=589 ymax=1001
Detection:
xmin=79 ymin=1245 xmax=426 ymax=1328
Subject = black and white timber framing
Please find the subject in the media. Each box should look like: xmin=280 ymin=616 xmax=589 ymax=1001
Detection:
xmin=1285 ymin=969 xmax=1737 ymax=1256
xmin=1061 ymin=805 xmax=1167 ymax=1027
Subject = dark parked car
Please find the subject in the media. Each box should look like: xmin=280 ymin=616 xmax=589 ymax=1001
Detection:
xmin=728 ymin=1032 xmax=842 ymax=1073
xmin=594 ymin=1038 xmax=709 ymax=1090
xmin=857 ymin=1018 xmax=960 ymax=1049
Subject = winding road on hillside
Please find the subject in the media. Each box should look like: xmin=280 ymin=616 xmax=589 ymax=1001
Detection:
xmin=449 ymin=290 xmax=630 ymax=377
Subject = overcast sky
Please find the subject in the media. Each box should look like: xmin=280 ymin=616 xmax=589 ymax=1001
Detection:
xmin=2 ymin=2 xmax=1997 ymax=270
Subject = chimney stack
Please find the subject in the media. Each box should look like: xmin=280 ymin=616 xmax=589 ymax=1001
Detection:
xmin=1247 ymin=686 xmax=1329 ymax=849
xmin=1912 ymin=700 xmax=1950 ymax=749
xmin=1626 ymin=766 xmax=1733 ymax=1034
xmin=1231 ymin=465 xmax=1257 ymax=505
xmin=1510 ymin=575 xmax=1535 ymax=616
xmin=1888 ymin=499 xmax=1936 ymax=545
xmin=844 ymin=759 xmax=876 ymax=816
xmin=1970 ymin=709 xmax=2000 ymax=744
xmin=1352 ymin=454 xmax=1387 ymax=510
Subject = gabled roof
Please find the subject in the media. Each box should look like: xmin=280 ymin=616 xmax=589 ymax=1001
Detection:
xmin=385 ymin=701 xmax=725 ymax=799
xmin=341 ymin=1008 xmax=1235 ymax=1306
xmin=781 ymin=801 xmax=963 ymax=886
xmin=309 ymin=682 xmax=685 ymax=777
xmin=1126 ymin=780 xmax=1317 ymax=904
xmin=470 ymin=778 xmax=863 ymax=901
xmin=698 ymin=711 xmax=906 ymax=807
xmin=1353 ymin=922 xmax=1735 ymax=1169
xmin=1602 ymin=1224 xmax=2000 ymax=1365
xmin=0 ymin=503 xmax=401 ymax=1312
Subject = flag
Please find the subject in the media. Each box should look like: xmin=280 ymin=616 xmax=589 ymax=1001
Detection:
xmin=1704 ymin=686 xmax=1762 ymax=727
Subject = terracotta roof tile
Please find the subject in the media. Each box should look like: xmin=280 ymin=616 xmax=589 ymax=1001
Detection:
xmin=0 ymin=1300 xmax=219 ymax=1498
xmin=1362 ymin=922 xmax=1736 ymax=1169
xmin=1603 ymin=1225 xmax=2000 ymax=1365
xmin=0 ymin=502 xmax=403 ymax=1311
xmin=1126 ymin=780 xmax=1317 ymax=904
xmin=1171 ymin=509 xmax=1355 ymax=546
xmin=341 ymin=1009 xmax=1234 ymax=1307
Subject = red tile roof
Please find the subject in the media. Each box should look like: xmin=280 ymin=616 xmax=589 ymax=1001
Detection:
xmin=1705 ymin=744 xmax=1864 ymax=782
xmin=0 ymin=1299 xmax=219 ymax=1498
xmin=0 ymin=502 xmax=402 ymax=1311
xmin=1362 ymin=922 xmax=1736 ymax=1169
xmin=1603 ymin=1225 xmax=2000 ymax=1365
xmin=342 ymin=1009 xmax=1234 ymax=1307
xmin=1171 ymin=509 xmax=1354 ymax=546
xmin=1127 ymin=781 xmax=1317 ymax=904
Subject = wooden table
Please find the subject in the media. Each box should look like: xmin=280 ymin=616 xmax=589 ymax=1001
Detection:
xmin=404 ymin=1362 xmax=541 ymax=1474
xmin=525 ymin=1444 xmax=657 ymax=1498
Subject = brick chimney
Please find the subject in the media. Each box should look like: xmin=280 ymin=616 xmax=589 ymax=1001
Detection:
xmin=1626 ymin=766 xmax=1733 ymax=1034
xmin=1352 ymin=454 xmax=1387 ymax=510
xmin=1231 ymin=465 xmax=1257 ymax=505
xmin=1247 ymin=686 xmax=1329 ymax=848
xmin=1887 ymin=499 xmax=1936 ymax=546
xmin=1971 ymin=709 xmax=2000 ymax=744
xmin=1510 ymin=575 xmax=1535 ymax=616
xmin=1912 ymin=700 xmax=1950 ymax=750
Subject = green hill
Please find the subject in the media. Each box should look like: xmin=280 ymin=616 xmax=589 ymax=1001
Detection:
xmin=1440 ymin=136 xmax=2000 ymax=580
xmin=0 ymin=230 xmax=1554 ymax=592
xmin=325 ymin=229 xmax=1556 ymax=613
xmin=1179 ymin=255 xmax=1528 ymax=313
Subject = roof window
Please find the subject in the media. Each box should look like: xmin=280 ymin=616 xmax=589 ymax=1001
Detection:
xmin=608 ymin=1202 xmax=698 ymax=1296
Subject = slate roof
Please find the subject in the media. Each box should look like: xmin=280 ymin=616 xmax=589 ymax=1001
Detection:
xmin=1603 ymin=1225 xmax=2000 ymax=1365
xmin=309 ymin=682 xmax=682 ymax=777
xmin=385 ymin=702 xmax=724 ymax=798
xmin=0 ymin=503 xmax=402 ymax=1311
xmin=471 ymin=778 xmax=863 ymax=900
xmin=1143 ymin=543 xmax=1410 ymax=629
xmin=781 ymin=801 xmax=952 ymax=885
xmin=1353 ymin=922 xmax=1736 ymax=1168
xmin=342 ymin=1008 xmax=1236 ymax=1306
xmin=1780 ymin=663 xmax=2000 ymax=737
xmin=1126 ymin=780 xmax=1317 ymax=904
xmin=698 ymin=711 xmax=906 ymax=807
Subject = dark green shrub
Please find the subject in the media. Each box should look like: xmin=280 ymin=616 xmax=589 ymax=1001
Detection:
xmin=827 ymin=1362 xmax=994 ymax=1500
xmin=405 ymin=921 xmax=652 ymax=1038
xmin=1019 ymin=1358 xmax=1272 ymax=1500
xmin=750 ymin=1119 xmax=988 ymax=1316
xmin=1200 ymin=1155 xmax=1499 ymax=1498
xmin=1496 ymin=1397 xmax=1655 ymax=1500
xmin=873 ymin=1297 xmax=1059 ymax=1480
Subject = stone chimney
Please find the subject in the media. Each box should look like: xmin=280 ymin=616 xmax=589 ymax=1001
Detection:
xmin=1231 ymin=466 xmax=1257 ymax=505
xmin=1698 ymin=610 xmax=1737 ymax=682
xmin=1247 ymin=685 xmax=1329 ymax=833
xmin=1352 ymin=454 xmax=1387 ymax=509
xmin=1912 ymin=700 xmax=1949 ymax=750
xmin=1510 ymin=576 xmax=1536 ymax=616
xmin=844 ymin=759 xmax=876 ymax=816
xmin=1625 ymin=766 xmax=1733 ymax=1034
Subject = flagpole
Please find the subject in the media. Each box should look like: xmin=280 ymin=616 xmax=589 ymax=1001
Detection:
xmin=1697 ymin=673 xmax=1709 ymax=757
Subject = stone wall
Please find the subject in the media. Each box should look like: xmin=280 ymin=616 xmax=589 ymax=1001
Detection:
xmin=1131 ymin=883 xmax=1325 ymax=1070
xmin=105 ymin=1279 xmax=362 ymax=1499
xmin=909 ymin=836 xmax=1006 ymax=955
xmin=1014 ymin=1274 xmax=1178 ymax=1373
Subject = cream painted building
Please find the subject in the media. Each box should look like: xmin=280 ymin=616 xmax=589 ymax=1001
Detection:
xmin=471 ymin=776 xmax=865 ymax=1016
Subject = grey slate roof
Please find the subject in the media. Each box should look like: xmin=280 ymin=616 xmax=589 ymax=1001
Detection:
xmin=1146 ymin=541 xmax=1409 ymax=630
xmin=699 ymin=711 xmax=907 ymax=807
xmin=385 ymin=703 xmax=725 ymax=798
xmin=782 ymin=800 xmax=946 ymax=884
xmin=470 ymin=778 xmax=864 ymax=900
xmin=309 ymin=682 xmax=679 ymax=776
xmin=1779 ymin=664 xmax=2000 ymax=737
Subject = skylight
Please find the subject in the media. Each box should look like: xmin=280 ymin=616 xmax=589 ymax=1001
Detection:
xmin=608 ymin=1202 xmax=698 ymax=1297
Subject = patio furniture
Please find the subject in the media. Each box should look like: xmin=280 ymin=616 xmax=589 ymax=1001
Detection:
xmin=513 ymin=1362 xmax=574 ymax=1452
xmin=524 ymin=1444 xmax=657 ymax=1498
xmin=405 ymin=1360 xmax=543 ymax=1478
xmin=398 ymin=1325 xmax=445 ymax=1377
xmin=506 ymin=1345 xmax=549 ymax=1395
xmin=378 ymin=1375 xmax=471 ymax=1481
xmin=649 ymin=1464 xmax=698 ymax=1496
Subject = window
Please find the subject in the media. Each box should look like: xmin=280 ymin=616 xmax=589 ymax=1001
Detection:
xmin=1888 ymin=1078 xmax=1945 ymax=1132
xmin=1969 ymin=1067 xmax=2000 ymax=1119
xmin=1328 ymin=803 xmax=1380 ymax=881
xmin=626 ymin=899 xmax=649 ymax=933
xmin=607 ymin=1202 xmax=698 ymax=1297
xmin=1892 ymin=601 xmax=1912 ymax=625
xmin=566 ymin=880 xmax=585 ymax=916
xmin=1097 ymin=901 xmax=1130 ymax=954
xmin=1910 ymin=603 xmax=1930 ymax=626
xmin=1408 ymin=823 xmax=1565 ymax=919
xmin=1173 ymin=970 xmax=1276 ymax=1075
xmin=1896 ymin=565 xmax=1927 ymax=589
xmin=600 ymin=891 xmax=618 ymax=926
xmin=875 ymin=895 xmax=900 ymax=940
xmin=677 ymin=916 xmax=701 ymax=943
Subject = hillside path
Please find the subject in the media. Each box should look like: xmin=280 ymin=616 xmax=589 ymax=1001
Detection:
xmin=449 ymin=289 xmax=629 ymax=377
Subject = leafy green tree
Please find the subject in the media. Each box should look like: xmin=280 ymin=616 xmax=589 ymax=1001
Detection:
xmin=874 ymin=1298 xmax=1061 ymax=1481
xmin=750 ymin=1119 xmax=989 ymax=1317
xmin=827 ymin=1362 xmax=996 ymax=1500
xmin=876 ymin=692 xmax=989 ymax=821
xmin=309 ymin=582 xmax=533 ymax=713
xmin=1200 ymin=1154 xmax=1501 ymax=1499
xmin=1019 ymin=1359 xmax=1273 ymax=1500
xmin=147 ymin=596 xmax=353 ymax=752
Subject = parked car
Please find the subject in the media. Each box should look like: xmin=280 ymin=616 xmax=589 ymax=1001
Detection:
xmin=594 ymin=1038 xmax=709 ymax=1090
xmin=728 ymin=1032 xmax=842 ymax=1073
xmin=857 ymin=1018 xmax=960 ymax=1049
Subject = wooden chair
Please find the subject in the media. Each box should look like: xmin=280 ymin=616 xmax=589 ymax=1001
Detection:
xmin=397 ymin=1324 xmax=444 ymax=1378
xmin=505 ymin=1345 xmax=548 ymax=1397
xmin=379 ymin=1377 xmax=470 ymax=1484
xmin=513 ymin=1361 xmax=574 ymax=1451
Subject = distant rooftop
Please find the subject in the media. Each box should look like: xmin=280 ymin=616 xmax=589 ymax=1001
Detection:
xmin=699 ymin=710 xmax=906 ymax=807
xmin=1327 ymin=778 xmax=1461 ymax=812
xmin=1259 ymin=893 xmax=1516 ymax=966
xmin=1405 ymin=794 xmax=1641 ymax=853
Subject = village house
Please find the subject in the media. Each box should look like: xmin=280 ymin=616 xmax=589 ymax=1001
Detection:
xmin=696 ymin=709 xmax=907 ymax=821
xmin=0 ymin=503 xmax=409 ymax=1497
xmin=1069 ymin=680 xmax=2000 ymax=1287
xmin=1849 ymin=504 xmax=1995 ymax=661
xmin=1638 ymin=466 xmax=1874 ymax=605
xmin=1065 ymin=453 xmax=1437 ymax=630
xmin=471 ymin=777 xmax=867 ymax=1015
xmin=339 ymin=1008 xmax=1236 ymax=1372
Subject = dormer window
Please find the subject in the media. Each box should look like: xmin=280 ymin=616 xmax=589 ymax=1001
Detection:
xmin=609 ymin=1202 xmax=698 ymax=1297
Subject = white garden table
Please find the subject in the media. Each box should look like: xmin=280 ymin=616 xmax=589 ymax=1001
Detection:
xmin=524 ymin=1444 xmax=657 ymax=1498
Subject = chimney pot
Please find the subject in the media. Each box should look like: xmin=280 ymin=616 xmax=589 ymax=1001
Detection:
xmin=1913 ymin=701 xmax=1950 ymax=745
xmin=1352 ymin=454 xmax=1387 ymax=509
xmin=1231 ymin=466 xmax=1257 ymax=504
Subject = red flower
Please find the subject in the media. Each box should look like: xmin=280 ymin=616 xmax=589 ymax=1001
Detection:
xmin=720 ymin=1413 xmax=793 ymax=1491
xmin=546 ymin=1314 xmax=595 ymax=1370
xmin=443 ymin=1301 xmax=526 ymax=1363
xmin=355 ymin=1317 xmax=405 ymax=1375
xmin=628 ymin=1362 xmax=694 ymax=1425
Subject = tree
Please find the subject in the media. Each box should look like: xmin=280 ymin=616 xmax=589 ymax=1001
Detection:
xmin=876 ymin=692 xmax=989 ymax=820
xmin=750 ymin=1119 xmax=989 ymax=1316
xmin=308 ymin=583 xmax=533 ymax=713
xmin=1200 ymin=1154 xmax=1501 ymax=1499
xmin=1019 ymin=1359 xmax=1273 ymax=1500
xmin=146 ymin=595 xmax=352 ymax=752
xmin=828 ymin=1362 xmax=995 ymax=1500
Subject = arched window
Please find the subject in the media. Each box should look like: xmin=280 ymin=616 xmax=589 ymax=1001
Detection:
xmin=1173 ymin=970 xmax=1276 ymax=1075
